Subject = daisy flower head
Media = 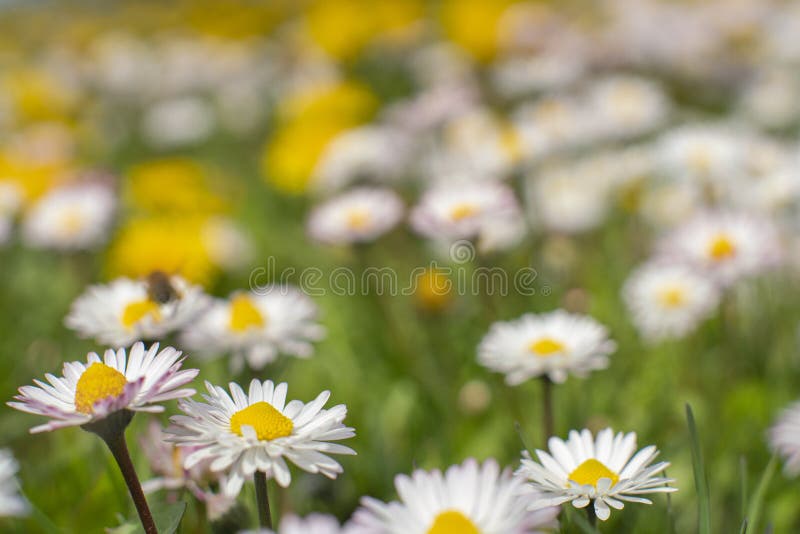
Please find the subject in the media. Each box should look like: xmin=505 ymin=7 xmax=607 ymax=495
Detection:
xmin=769 ymin=400 xmax=800 ymax=476
xmin=240 ymin=513 xmax=354 ymax=534
xmin=351 ymin=458 xmax=559 ymax=534
xmin=658 ymin=211 xmax=782 ymax=286
xmin=8 ymin=342 xmax=198 ymax=434
xmin=0 ymin=450 xmax=28 ymax=517
xmin=517 ymin=428 xmax=676 ymax=521
xmin=586 ymin=75 xmax=669 ymax=140
xmin=656 ymin=125 xmax=741 ymax=186
xmin=307 ymin=187 xmax=404 ymax=245
xmin=65 ymin=274 xmax=210 ymax=347
xmin=410 ymin=181 xmax=519 ymax=242
xmin=478 ymin=310 xmax=616 ymax=385
xmin=622 ymin=262 xmax=721 ymax=342
xmin=21 ymin=180 xmax=116 ymax=251
xmin=181 ymin=287 xmax=325 ymax=370
xmin=167 ymin=379 xmax=355 ymax=497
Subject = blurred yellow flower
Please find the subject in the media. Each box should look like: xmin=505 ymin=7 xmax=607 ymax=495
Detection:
xmin=305 ymin=0 xmax=423 ymax=60
xmin=0 ymin=150 xmax=71 ymax=204
xmin=263 ymin=82 xmax=377 ymax=194
xmin=2 ymin=68 xmax=77 ymax=122
xmin=415 ymin=267 xmax=453 ymax=311
xmin=106 ymin=216 xmax=216 ymax=286
xmin=126 ymin=158 xmax=228 ymax=215
xmin=441 ymin=0 xmax=519 ymax=62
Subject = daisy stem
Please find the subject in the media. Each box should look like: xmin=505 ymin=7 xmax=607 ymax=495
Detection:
xmin=541 ymin=376 xmax=554 ymax=442
xmin=254 ymin=471 xmax=272 ymax=529
xmin=104 ymin=433 xmax=158 ymax=534
xmin=587 ymin=505 xmax=598 ymax=529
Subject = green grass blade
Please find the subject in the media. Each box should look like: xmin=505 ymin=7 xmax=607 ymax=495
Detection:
xmin=744 ymin=455 xmax=778 ymax=534
xmin=686 ymin=403 xmax=711 ymax=534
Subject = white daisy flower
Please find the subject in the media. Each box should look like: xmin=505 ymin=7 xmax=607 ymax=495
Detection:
xmin=239 ymin=513 xmax=354 ymax=534
xmin=21 ymin=181 xmax=116 ymax=251
xmin=167 ymin=379 xmax=356 ymax=496
xmin=421 ymin=110 xmax=522 ymax=181
xmin=622 ymin=262 xmax=721 ymax=342
xmin=517 ymin=428 xmax=676 ymax=521
xmin=512 ymin=95 xmax=594 ymax=161
xmin=307 ymin=188 xmax=404 ymax=245
xmin=350 ymin=458 xmax=559 ymax=534
xmin=65 ymin=275 xmax=210 ymax=347
xmin=586 ymin=75 xmax=669 ymax=140
xmin=656 ymin=125 xmax=741 ymax=186
xmin=657 ymin=211 xmax=782 ymax=286
xmin=312 ymin=126 xmax=411 ymax=192
xmin=769 ymin=400 xmax=800 ymax=476
xmin=478 ymin=310 xmax=616 ymax=385
xmin=410 ymin=181 xmax=519 ymax=242
xmin=0 ymin=450 xmax=28 ymax=517
xmin=8 ymin=342 xmax=198 ymax=433
xmin=141 ymin=96 xmax=215 ymax=149
xmin=181 ymin=287 xmax=325 ymax=370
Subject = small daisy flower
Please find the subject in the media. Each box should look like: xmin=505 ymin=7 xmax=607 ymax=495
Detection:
xmin=181 ymin=287 xmax=325 ymax=370
xmin=8 ymin=342 xmax=198 ymax=433
xmin=351 ymin=458 xmax=559 ymax=533
xmin=410 ymin=181 xmax=519 ymax=242
xmin=167 ymin=379 xmax=356 ymax=496
xmin=586 ymin=75 xmax=669 ymax=140
xmin=623 ymin=262 xmax=721 ymax=342
xmin=478 ymin=310 xmax=616 ymax=385
xmin=240 ymin=513 xmax=354 ymax=534
xmin=21 ymin=181 xmax=116 ymax=251
xmin=307 ymin=187 xmax=404 ymax=245
xmin=769 ymin=400 xmax=800 ymax=475
xmin=517 ymin=428 xmax=676 ymax=521
xmin=65 ymin=275 xmax=210 ymax=347
xmin=656 ymin=125 xmax=741 ymax=186
xmin=658 ymin=211 xmax=782 ymax=286
xmin=0 ymin=450 xmax=28 ymax=517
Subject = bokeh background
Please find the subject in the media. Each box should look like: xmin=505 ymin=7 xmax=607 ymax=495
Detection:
xmin=1 ymin=0 xmax=800 ymax=532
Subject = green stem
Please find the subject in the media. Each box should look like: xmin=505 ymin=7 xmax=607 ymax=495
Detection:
xmin=103 ymin=433 xmax=157 ymax=534
xmin=541 ymin=376 xmax=554 ymax=442
xmin=254 ymin=471 xmax=272 ymax=529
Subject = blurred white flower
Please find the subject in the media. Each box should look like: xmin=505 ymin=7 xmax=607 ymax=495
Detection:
xmin=657 ymin=211 xmax=783 ymax=286
xmin=66 ymin=275 xmax=210 ymax=347
xmin=491 ymin=52 xmax=584 ymax=97
xmin=313 ymin=127 xmax=411 ymax=192
xmin=586 ymin=75 xmax=669 ymax=140
xmin=623 ymin=262 xmax=720 ymax=341
xmin=181 ymin=288 xmax=325 ymax=370
xmin=769 ymin=400 xmax=800 ymax=475
xmin=410 ymin=181 xmax=519 ymax=242
xmin=308 ymin=187 xmax=404 ymax=245
xmin=202 ymin=217 xmax=255 ymax=271
xmin=478 ymin=310 xmax=616 ymax=385
xmin=21 ymin=181 xmax=116 ymax=251
xmin=528 ymin=164 xmax=611 ymax=234
xmin=0 ymin=450 xmax=28 ymax=517
xmin=141 ymin=96 xmax=215 ymax=149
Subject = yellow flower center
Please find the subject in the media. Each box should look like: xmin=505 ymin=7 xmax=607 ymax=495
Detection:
xmin=345 ymin=208 xmax=370 ymax=230
xmin=229 ymin=401 xmax=294 ymax=441
xmin=229 ymin=295 xmax=265 ymax=332
xmin=427 ymin=510 xmax=480 ymax=534
xmin=59 ymin=208 xmax=86 ymax=236
xmin=450 ymin=203 xmax=478 ymax=222
xmin=529 ymin=337 xmax=566 ymax=357
xmin=658 ymin=286 xmax=686 ymax=308
xmin=568 ymin=459 xmax=619 ymax=488
xmin=74 ymin=363 xmax=128 ymax=414
xmin=121 ymin=299 xmax=162 ymax=329
xmin=708 ymin=234 xmax=737 ymax=261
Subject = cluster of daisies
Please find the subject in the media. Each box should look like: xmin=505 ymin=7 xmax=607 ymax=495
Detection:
xmin=4 ymin=267 xmax=680 ymax=530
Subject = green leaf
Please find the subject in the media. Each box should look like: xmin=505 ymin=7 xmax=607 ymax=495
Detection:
xmin=107 ymin=501 xmax=187 ymax=534
xmin=567 ymin=506 xmax=600 ymax=534
xmin=686 ymin=403 xmax=711 ymax=534
xmin=744 ymin=455 xmax=778 ymax=534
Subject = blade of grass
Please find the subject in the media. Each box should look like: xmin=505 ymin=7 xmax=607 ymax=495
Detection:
xmin=744 ymin=455 xmax=777 ymax=534
xmin=686 ymin=404 xmax=711 ymax=534
xmin=740 ymin=455 xmax=748 ymax=524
